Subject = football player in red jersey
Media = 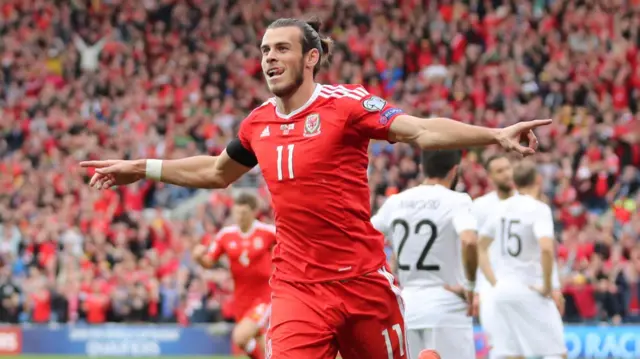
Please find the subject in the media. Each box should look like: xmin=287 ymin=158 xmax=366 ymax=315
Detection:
xmin=81 ymin=18 xmax=551 ymax=359
xmin=193 ymin=193 xmax=274 ymax=359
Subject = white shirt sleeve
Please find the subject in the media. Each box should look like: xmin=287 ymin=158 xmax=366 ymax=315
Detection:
xmin=479 ymin=215 xmax=498 ymax=239
xmin=532 ymin=204 xmax=554 ymax=239
xmin=452 ymin=196 xmax=478 ymax=234
xmin=371 ymin=197 xmax=394 ymax=236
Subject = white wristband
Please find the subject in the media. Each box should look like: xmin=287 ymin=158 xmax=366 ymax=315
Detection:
xmin=464 ymin=280 xmax=476 ymax=292
xmin=145 ymin=159 xmax=163 ymax=181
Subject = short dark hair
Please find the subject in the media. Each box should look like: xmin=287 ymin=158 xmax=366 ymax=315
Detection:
xmin=267 ymin=18 xmax=333 ymax=76
xmin=422 ymin=150 xmax=462 ymax=179
xmin=234 ymin=193 xmax=258 ymax=210
xmin=484 ymin=154 xmax=508 ymax=171
xmin=512 ymin=160 xmax=538 ymax=188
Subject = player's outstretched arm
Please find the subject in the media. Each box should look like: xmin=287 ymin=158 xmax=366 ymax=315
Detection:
xmin=388 ymin=115 xmax=551 ymax=156
xmin=80 ymin=150 xmax=252 ymax=190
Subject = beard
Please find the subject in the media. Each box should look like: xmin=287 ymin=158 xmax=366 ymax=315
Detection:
xmin=269 ymin=61 xmax=304 ymax=98
xmin=495 ymin=182 xmax=513 ymax=193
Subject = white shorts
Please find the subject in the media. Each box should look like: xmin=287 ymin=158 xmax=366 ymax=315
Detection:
xmin=478 ymin=290 xmax=497 ymax=359
xmin=491 ymin=281 xmax=566 ymax=357
xmin=478 ymin=289 xmax=496 ymax=337
xmin=406 ymin=326 xmax=475 ymax=359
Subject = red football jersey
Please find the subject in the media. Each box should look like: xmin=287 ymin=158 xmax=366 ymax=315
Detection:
xmin=238 ymin=84 xmax=405 ymax=282
xmin=206 ymin=220 xmax=276 ymax=316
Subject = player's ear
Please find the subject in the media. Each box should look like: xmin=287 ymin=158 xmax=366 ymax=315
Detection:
xmin=306 ymin=48 xmax=320 ymax=69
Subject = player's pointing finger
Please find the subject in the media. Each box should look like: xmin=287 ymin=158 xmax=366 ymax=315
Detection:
xmin=80 ymin=160 xmax=117 ymax=168
xmin=522 ymin=119 xmax=552 ymax=129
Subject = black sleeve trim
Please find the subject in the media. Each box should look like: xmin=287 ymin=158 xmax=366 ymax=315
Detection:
xmin=226 ymin=138 xmax=258 ymax=168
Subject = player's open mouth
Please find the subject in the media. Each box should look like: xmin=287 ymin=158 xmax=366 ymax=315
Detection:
xmin=267 ymin=67 xmax=284 ymax=79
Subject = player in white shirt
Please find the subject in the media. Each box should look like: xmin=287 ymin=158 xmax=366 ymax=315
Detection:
xmin=478 ymin=160 xmax=566 ymax=359
xmin=372 ymin=150 xmax=478 ymax=359
xmin=472 ymin=154 xmax=564 ymax=359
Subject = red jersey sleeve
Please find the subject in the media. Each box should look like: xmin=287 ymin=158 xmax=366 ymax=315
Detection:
xmin=206 ymin=233 xmax=225 ymax=262
xmin=237 ymin=116 xmax=254 ymax=153
xmin=345 ymin=85 xmax=405 ymax=141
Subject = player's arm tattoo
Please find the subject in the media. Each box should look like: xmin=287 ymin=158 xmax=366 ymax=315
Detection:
xmin=388 ymin=115 xmax=500 ymax=149
xmin=478 ymin=235 xmax=497 ymax=287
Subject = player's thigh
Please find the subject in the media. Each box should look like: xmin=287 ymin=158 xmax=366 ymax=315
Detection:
xmin=233 ymin=303 xmax=269 ymax=345
xmin=267 ymin=280 xmax=339 ymax=359
xmin=336 ymin=268 xmax=409 ymax=359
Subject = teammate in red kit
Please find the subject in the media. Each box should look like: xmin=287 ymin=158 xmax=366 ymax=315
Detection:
xmin=193 ymin=193 xmax=274 ymax=359
xmin=81 ymin=18 xmax=550 ymax=359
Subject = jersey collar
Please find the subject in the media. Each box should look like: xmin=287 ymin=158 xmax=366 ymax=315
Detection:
xmin=274 ymin=84 xmax=323 ymax=120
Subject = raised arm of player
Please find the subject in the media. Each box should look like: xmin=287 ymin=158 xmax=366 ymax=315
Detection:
xmin=346 ymin=86 xmax=550 ymax=156
xmin=478 ymin=219 xmax=498 ymax=287
xmin=81 ymin=117 xmax=258 ymax=189
xmin=532 ymin=205 xmax=555 ymax=297
xmin=81 ymin=151 xmax=252 ymax=190
xmin=389 ymin=115 xmax=550 ymax=156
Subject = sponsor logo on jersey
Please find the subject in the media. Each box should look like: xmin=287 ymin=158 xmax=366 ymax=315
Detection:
xmin=362 ymin=96 xmax=387 ymax=112
xmin=379 ymin=107 xmax=404 ymax=125
xmin=260 ymin=126 xmax=270 ymax=137
xmin=229 ymin=241 xmax=237 ymax=249
xmin=304 ymin=113 xmax=321 ymax=137
xmin=280 ymin=123 xmax=294 ymax=135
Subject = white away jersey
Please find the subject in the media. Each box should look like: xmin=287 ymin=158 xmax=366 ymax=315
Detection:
xmin=479 ymin=194 xmax=556 ymax=287
xmin=372 ymin=184 xmax=477 ymax=328
xmin=472 ymin=191 xmax=560 ymax=293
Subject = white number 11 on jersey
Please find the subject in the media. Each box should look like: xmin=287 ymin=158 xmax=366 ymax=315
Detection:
xmin=276 ymin=144 xmax=295 ymax=181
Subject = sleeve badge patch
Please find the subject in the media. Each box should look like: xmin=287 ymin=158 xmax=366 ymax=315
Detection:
xmin=362 ymin=96 xmax=387 ymax=112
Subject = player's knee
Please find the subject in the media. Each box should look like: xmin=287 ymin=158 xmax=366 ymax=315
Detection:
xmin=232 ymin=324 xmax=255 ymax=348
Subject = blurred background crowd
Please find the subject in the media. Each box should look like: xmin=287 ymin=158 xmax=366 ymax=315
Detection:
xmin=1 ymin=0 xmax=640 ymax=326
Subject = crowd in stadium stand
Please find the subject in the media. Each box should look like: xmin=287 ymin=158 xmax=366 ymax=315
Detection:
xmin=1 ymin=0 xmax=640 ymax=326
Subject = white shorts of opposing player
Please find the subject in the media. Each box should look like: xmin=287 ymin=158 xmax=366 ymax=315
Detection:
xmin=489 ymin=280 xmax=566 ymax=358
xmin=477 ymin=288 xmax=497 ymax=359
xmin=403 ymin=286 xmax=475 ymax=359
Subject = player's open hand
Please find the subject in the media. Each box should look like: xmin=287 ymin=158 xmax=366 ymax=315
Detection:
xmin=80 ymin=159 xmax=145 ymax=189
xmin=444 ymin=284 xmax=474 ymax=316
xmin=471 ymin=294 xmax=480 ymax=318
xmin=496 ymin=119 xmax=552 ymax=157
